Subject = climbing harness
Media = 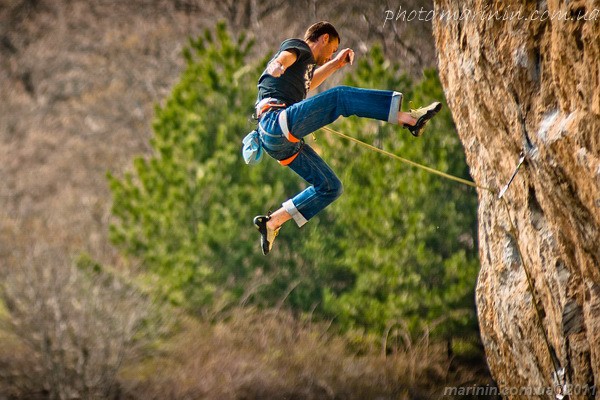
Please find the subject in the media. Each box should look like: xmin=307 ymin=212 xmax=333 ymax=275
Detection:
xmin=320 ymin=125 xmax=569 ymax=399
xmin=278 ymin=109 xmax=301 ymax=143
xmin=254 ymin=97 xmax=286 ymax=120
xmin=245 ymin=98 xmax=302 ymax=166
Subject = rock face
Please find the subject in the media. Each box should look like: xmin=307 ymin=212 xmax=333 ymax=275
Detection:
xmin=433 ymin=0 xmax=599 ymax=397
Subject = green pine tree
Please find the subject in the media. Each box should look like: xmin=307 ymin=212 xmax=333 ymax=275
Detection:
xmin=108 ymin=24 xmax=480 ymax=344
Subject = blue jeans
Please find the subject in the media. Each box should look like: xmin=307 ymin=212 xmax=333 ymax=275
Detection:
xmin=258 ymin=86 xmax=402 ymax=227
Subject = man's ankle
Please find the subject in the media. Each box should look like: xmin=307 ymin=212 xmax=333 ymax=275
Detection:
xmin=398 ymin=112 xmax=417 ymax=126
xmin=266 ymin=219 xmax=279 ymax=231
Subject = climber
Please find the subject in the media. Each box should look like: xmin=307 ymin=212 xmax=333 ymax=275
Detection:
xmin=252 ymin=21 xmax=442 ymax=255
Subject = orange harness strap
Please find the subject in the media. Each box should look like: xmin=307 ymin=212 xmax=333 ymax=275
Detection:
xmin=278 ymin=141 xmax=303 ymax=166
xmin=278 ymin=151 xmax=300 ymax=166
xmin=258 ymin=102 xmax=286 ymax=118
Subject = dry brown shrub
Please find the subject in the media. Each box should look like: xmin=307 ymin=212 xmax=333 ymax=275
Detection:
xmin=0 ymin=245 xmax=156 ymax=400
xmin=121 ymin=306 xmax=460 ymax=400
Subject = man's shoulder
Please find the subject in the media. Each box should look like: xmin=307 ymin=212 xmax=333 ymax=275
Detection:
xmin=280 ymin=38 xmax=311 ymax=53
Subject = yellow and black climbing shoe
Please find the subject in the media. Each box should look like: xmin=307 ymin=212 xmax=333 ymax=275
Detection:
xmin=253 ymin=214 xmax=280 ymax=255
xmin=404 ymin=101 xmax=442 ymax=137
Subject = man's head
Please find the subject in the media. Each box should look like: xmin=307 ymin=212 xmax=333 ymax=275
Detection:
xmin=304 ymin=21 xmax=340 ymax=66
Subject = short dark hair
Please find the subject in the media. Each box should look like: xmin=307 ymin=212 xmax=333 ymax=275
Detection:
xmin=304 ymin=21 xmax=340 ymax=44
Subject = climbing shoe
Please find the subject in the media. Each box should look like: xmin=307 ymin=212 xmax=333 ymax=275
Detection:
xmin=253 ymin=214 xmax=280 ymax=255
xmin=404 ymin=101 xmax=442 ymax=137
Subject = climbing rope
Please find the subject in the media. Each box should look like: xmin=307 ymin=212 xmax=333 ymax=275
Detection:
xmin=320 ymin=126 xmax=494 ymax=192
xmin=319 ymin=125 xmax=568 ymax=398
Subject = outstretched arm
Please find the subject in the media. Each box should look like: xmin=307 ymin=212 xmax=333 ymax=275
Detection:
xmin=310 ymin=48 xmax=354 ymax=90
xmin=266 ymin=50 xmax=297 ymax=77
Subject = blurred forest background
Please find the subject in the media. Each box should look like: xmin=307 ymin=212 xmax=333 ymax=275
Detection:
xmin=0 ymin=0 xmax=497 ymax=398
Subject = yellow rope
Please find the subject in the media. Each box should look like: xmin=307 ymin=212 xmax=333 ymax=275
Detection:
xmin=319 ymin=126 xmax=495 ymax=193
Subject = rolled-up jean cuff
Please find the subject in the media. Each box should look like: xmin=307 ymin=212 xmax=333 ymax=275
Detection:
xmin=282 ymin=199 xmax=308 ymax=227
xmin=387 ymin=91 xmax=403 ymax=124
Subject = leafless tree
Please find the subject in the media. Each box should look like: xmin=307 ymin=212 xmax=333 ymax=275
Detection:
xmin=0 ymin=245 xmax=156 ymax=399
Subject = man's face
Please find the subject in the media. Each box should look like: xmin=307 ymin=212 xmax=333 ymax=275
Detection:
xmin=315 ymin=36 xmax=339 ymax=66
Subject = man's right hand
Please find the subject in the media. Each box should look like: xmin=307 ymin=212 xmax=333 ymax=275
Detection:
xmin=266 ymin=50 xmax=298 ymax=78
xmin=267 ymin=60 xmax=286 ymax=77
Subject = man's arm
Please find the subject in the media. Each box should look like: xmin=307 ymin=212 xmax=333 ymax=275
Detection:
xmin=266 ymin=50 xmax=297 ymax=77
xmin=310 ymin=48 xmax=354 ymax=90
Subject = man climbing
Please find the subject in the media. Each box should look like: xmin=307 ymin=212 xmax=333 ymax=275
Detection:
xmin=253 ymin=21 xmax=441 ymax=255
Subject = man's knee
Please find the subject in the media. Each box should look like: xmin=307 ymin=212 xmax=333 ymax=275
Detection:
xmin=329 ymin=86 xmax=353 ymax=117
xmin=328 ymin=177 xmax=344 ymax=201
xmin=315 ymin=176 xmax=343 ymax=201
